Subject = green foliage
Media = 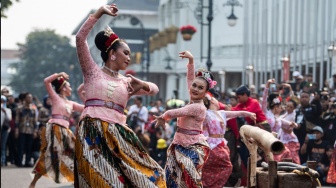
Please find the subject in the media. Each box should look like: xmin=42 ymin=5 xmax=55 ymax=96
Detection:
xmin=1 ymin=0 xmax=19 ymax=18
xmin=9 ymin=29 xmax=83 ymax=102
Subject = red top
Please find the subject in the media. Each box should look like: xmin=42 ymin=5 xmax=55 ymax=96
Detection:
xmin=231 ymin=97 xmax=267 ymax=124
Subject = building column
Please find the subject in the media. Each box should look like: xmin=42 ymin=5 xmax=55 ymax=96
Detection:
xmin=165 ymin=73 xmax=177 ymax=101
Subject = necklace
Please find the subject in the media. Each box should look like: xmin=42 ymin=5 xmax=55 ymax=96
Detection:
xmin=189 ymin=99 xmax=203 ymax=104
xmin=103 ymin=66 xmax=119 ymax=77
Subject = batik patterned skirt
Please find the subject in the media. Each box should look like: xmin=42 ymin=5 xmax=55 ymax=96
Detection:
xmin=32 ymin=123 xmax=76 ymax=183
xmin=202 ymin=142 xmax=233 ymax=188
xmin=74 ymin=117 xmax=166 ymax=188
xmin=165 ymin=140 xmax=210 ymax=188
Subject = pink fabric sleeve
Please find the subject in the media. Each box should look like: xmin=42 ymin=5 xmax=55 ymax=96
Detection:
xmin=75 ymin=15 xmax=99 ymax=82
xmin=187 ymin=63 xmax=195 ymax=90
xmin=77 ymin=83 xmax=85 ymax=103
xmin=131 ymin=80 xmax=159 ymax=96
xmin=281 ymin=118 xmax=295 ymax=130
xmin=202 ymin=115 xmax=210 ymax=137
xmin=224 ymin=110 xmax=251 ymax=119
xmin=161 ymin=104 xmax=202 ymax=121
xmin=261 ymin=87 xmax=269 ymax=113
xmin=44 ymin=73 xmax=59 ymax=99
xmin=72 ymin=101 xmax=84 ymax=113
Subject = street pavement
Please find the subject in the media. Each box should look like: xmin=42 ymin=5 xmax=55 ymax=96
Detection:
xmin=1 ymin=165 xmax=73 ymax=188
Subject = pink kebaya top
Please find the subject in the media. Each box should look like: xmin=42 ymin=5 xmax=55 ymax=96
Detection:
xmin=161 ymin=63 xmax=207 ymax=147
xmin=203 ymin=110 xmax=228 ymax=149
xmin=44 ymin=74 xmax=84 ymax=128
xmin=76 ymin=15 xmax=158 ymax=124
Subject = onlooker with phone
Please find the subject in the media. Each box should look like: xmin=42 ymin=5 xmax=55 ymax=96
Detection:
xmin=294 ymin=91 xmax=322 ymax=163
xmin=300 ymin=126 xmax=330 ymax=185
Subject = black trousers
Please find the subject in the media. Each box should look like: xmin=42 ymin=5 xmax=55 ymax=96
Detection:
xmin=17 ymin=133 xmax=34 ymax=166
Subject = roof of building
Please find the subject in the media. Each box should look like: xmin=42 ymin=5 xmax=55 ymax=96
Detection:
xmin=1 ymin=49 xmax=20 ymax=59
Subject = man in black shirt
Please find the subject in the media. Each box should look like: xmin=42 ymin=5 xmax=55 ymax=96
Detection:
xmin=300 ymin=126 xmax=330 ymax=185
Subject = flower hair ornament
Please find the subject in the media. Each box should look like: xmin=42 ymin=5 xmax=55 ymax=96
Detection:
xmin=205 ymin=92 xmax=213 ymax=101
xmin=272 ymin=97 xmax=281 ymax=105
xmin=104 ymin=26 xmax=119 ymax=52
xmin=195 ymin=68 xmax=217 ymax=89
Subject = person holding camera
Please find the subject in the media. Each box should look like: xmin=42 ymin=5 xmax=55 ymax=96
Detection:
xmin=300 ymin=126 xmax=330 ymax=185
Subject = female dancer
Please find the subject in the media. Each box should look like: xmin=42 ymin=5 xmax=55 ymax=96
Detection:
xmin=29 ymin=72 xmax=84 ymax=188
xmin=75 ymin=4 xmax=165 ymax=187
xmin=154 ymin=50 xmax=212 ymax=188
xmin=262 ymin=79 xmax=300 ymax=163
xmin=202 ymin=92 xmax=256 ymax=188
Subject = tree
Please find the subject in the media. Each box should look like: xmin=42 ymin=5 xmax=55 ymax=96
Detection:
xmin=1 ymin=0 xmax=19 ymax=18
xmin=9 ymin=29 xmax=83 ymax=102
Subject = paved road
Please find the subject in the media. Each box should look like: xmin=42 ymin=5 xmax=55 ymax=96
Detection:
xmin=1 ymin=165 xmax=73 ymax=188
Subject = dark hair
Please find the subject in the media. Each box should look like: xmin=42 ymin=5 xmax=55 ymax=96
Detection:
xmin=51 ymin=77 xmax=66 ymax=94
xmin=208 ymin=88 xmax=220 ymax=100
xmin=94 ymin=31 xmax=124 ymax=62
xmin=203 ymin=97 xmax=211 ymax=109
xmin=135 ymin=96 xmax=143 ymax=103
xmin=288 ymin=99 xmax=298 ymax=108
xmin=268 ymin=93 xmax=280 ymax=109
xmin=235 ymin=85 xmax=250 ymax=97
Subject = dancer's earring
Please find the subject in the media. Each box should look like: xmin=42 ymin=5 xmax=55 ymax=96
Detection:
xmin=111 ymin=55 xmax=116 ymax=61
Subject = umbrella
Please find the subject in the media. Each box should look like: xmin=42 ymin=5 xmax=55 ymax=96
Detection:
xmin=166 ymin=99 xmax=185 ymax=107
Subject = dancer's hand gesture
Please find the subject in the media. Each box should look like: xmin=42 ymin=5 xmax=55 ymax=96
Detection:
xmin=126 ymin=74 xmax=150 ymax=95
xmin=58 ymin=72 xmax=69 ymax=80
xmin=179 ymin=51 xmax=194 ymax=64
xmin=153 ymin=115 xmax=165 ymax=129
xmin=94 ymin=4 xmax=118 ymax=18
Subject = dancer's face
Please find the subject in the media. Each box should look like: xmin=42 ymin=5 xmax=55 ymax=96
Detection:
xmin=114 ymin=42 xmax=131 ymax=70
xmin=189 ymin=78 xmax=207 ymax=101
xmin=62 ymin=82 xmax=72 ymax=97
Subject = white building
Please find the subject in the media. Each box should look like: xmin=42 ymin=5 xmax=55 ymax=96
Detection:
xmin=1 ymin=49 xmax=20 ymax=95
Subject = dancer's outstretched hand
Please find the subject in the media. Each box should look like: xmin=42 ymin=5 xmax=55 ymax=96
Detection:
xmin=153 ymin=115 xmax=166 ymax=129
xmin=58 ymin=72 xmax=69 ymax=80
xmin=126 ymin=74 xmax=149 ymax=95
xmin=179 ymin=51 xmax=194 ymax=62
xmin=95 ymin=4 xmax=118 ymax=18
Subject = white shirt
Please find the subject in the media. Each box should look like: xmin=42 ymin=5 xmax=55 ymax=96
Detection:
xmin=127 ymin=105 xmax=148 ymax=133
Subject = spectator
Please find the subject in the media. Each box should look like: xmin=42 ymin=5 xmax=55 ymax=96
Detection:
xmin=156 ymin=138 xmax=168 ymax=168
xmin=127 ymin=96 xmax=148 ymax=133
xmin=320 ymin=101 xmax=336 ymax=145
xmin=1 ymin=95 xmax=12 ymax=166
xmin=37 ymin=95 xmax=51 ymax=128
xmin=6 ymin=95 xmax=19 ymax=166
xmin=15 ymin=92 xmax=38 ymax=167
xmin=300 ymin=126 xmax=330 ymax=185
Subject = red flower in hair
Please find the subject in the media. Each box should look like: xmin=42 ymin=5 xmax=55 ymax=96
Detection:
xmin=105 ymin=33 xmax=119 ymax=48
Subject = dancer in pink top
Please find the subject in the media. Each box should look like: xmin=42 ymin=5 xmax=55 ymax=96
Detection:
xmin=154 ymin=51 xmax=214 ymax=188
xmin=74 ymin=4 xmax=165 ymax=187
xmin=262 ymin=79 xmax=300 ymax=163
xmin=202 ymin=92 xmax=256 ymax=188
xmin=30 ymin=72 xmax=84 ymax=188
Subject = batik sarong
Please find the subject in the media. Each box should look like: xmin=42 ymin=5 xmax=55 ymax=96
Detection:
xmin=202 ymin=142 xmax=232 ymax=188
xmin=74 ymin=117 xmax=166 ymax=188
xmin=32 ymin=123 xmax=75 ymax=183
xmin=165 ymin=140 xmax=210 ymax=188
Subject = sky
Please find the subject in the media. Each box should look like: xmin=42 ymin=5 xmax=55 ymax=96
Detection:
xmin=1 ymin=0 xmax=107 ymax=49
